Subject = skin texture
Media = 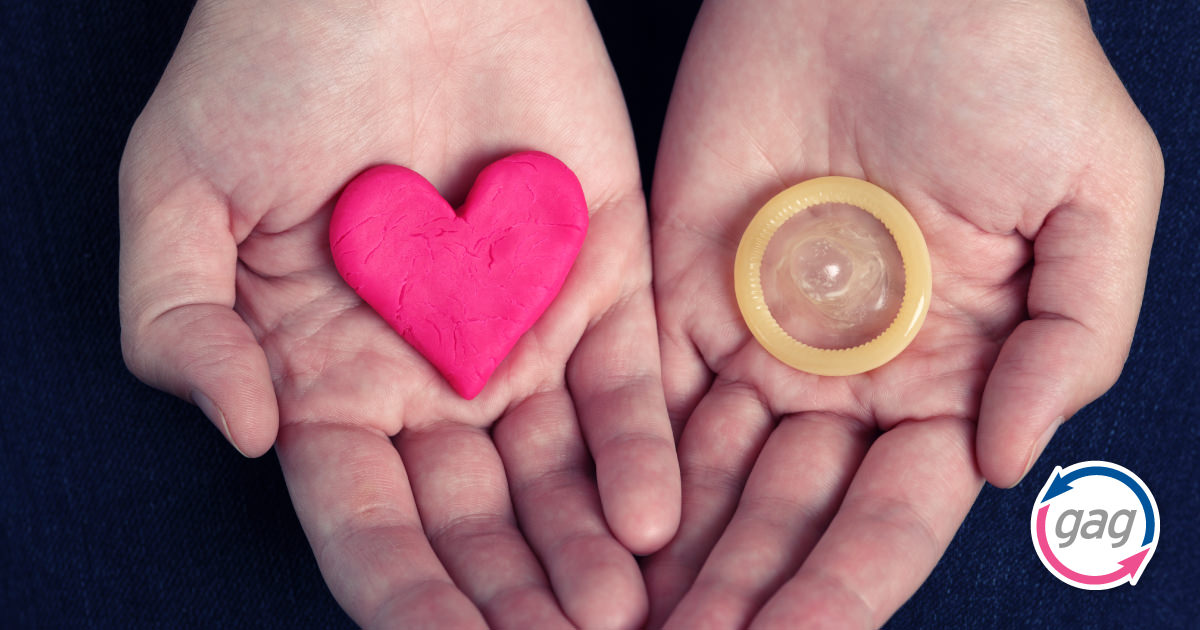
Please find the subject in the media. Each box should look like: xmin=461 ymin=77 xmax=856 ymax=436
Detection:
xmin=645 ymin=0 xmax=1162 ymax=627
xmin=118 ymin=1 xmax=679 ymax=628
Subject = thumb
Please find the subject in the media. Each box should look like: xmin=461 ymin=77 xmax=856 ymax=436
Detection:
xmin=120 ymin=165 xmax=278 ymax=457
xmin=122 ymin=304 xmax=278 ymax=457
xmin=977 ymin=134 xmax=1162 ymax=488
xmin=978 ymin=317 xmax=1104 ymax=488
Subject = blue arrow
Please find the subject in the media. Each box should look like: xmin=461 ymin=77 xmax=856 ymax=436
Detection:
xmin=1040 ymin=466 xmax=1155 ymax=546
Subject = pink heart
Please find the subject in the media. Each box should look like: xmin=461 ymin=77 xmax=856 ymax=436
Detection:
xmin=329 ymin=152 xmax=587 ymax=399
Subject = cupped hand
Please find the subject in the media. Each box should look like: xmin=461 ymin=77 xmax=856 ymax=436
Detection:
xmin=119 ymin=1 xmax=679 ymax=627
xmin=645 ymin=0 xmax=1161 ymax=627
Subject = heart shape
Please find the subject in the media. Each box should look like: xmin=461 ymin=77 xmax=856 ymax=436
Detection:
xmin=329 ymin=151 xmax=588 ymax=399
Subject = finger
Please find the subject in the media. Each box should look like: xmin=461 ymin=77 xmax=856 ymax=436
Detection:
xmin=495 ymin=389 xmax=648 ymax=629
xmin=663 ymin=413 xmax=872 ymax=630
xmin=567 ymin=286 xmax=681 ymax=554
xmin=275 ymin=421 xmax=487 ymax=630
xmin=978 ymin=144 xmax=1162 ymax=487
xmin=643 ymin=379 xmax=773 ymax=628
xmin=396 ymin=422 xmax=574 ymax=630
xmin=749 ymin=417 xmax=982 ymax=630
xmin=119 ymin=175 xmax=277 ymax=456
xmin=658 ymin=324 xmax=713 ymax=437
xmin=651 ymin=208 xmax=730 ymax=434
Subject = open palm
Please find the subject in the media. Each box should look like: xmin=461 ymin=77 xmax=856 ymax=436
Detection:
xmin=645 ymin=0 xmax=1161 ymax=627
xmin=119 ymin=1 xmax=678 ymax=627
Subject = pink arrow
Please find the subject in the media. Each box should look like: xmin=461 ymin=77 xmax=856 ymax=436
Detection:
xmin=1036 ymin=505 xmax=1149 ymax=585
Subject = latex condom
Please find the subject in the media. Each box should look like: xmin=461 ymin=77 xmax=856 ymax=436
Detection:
xmin=734 ymin=176 xmax=932 ymax=376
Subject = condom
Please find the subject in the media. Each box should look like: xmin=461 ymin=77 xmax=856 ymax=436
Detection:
xmin=734 ymin=177 xmax=931 ymax=376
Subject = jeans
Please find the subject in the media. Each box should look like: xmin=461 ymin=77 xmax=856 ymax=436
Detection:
xmin=1 ymin=0 xmax=1195 ymax=627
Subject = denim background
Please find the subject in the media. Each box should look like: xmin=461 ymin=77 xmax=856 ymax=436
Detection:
xmin=1 ymin=0 xmax=1196 ymax=627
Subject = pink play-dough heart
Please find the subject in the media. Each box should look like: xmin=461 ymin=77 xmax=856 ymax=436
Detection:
xmin=329 ymin=151 xmax=588 ymax=399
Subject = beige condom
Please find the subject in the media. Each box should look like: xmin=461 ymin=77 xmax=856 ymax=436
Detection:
xmin=734 ymin=176 xmax=932 ymax=376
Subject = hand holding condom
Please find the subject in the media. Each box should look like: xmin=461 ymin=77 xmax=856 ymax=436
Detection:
xmin=645 ymin=0 xmax=1163 ymax=627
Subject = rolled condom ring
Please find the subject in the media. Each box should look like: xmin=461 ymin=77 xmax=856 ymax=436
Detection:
xmin=734 ymin=176 xmax=931 ymax=376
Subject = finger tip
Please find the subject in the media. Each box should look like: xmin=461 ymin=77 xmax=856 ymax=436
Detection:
xmin=558 ymin=538 xmax=649 ymax=630
xmin=603 ymin=488 xmax=679 ymax=555
xmin=983 ymin=466 xmax=1024 ymax=490
xmin=976 ymin=437 xmax=1027 ymax=489
xmin=977 ymin=414 xmax=1064 ymax=489
xmin=230 ymin=429 xmax=276 ymax=458
xmin=568 ymin=593 xmax=648 ymax=630
xmin=593 ymin=431 xmax=681 ymax=554
xmin=617 ymin=513 xmax=680 ymax=557
xmin=193 ymin=388 xmax=279 ymax=458
xmin=232 ymin=401 xmax=280 ymax=458
xmin=603 ymin=467 xmax=682 ymax=555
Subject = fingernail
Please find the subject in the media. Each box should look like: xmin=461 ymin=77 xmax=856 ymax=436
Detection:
xmin=1019 ymin=415 xmax=1064 ymax=485
xmin=192 ymin=390 xmax=247 ymax=457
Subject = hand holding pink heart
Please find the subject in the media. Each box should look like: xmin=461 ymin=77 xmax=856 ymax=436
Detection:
xmin=118 ymin=1 xmax=681 ymax=625
xmin=329 ymin=152 xmax=588 ymax=398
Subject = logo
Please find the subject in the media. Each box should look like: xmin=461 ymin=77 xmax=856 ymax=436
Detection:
xmin=1031 ymin=461 xmax=1158 ymax=589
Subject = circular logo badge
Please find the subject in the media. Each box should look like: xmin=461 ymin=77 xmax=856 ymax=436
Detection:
xmin=1031 ymin=461 xmax=1159 ymax=589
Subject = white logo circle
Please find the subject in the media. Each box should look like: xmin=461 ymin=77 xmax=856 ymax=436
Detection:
xmin=1030 ymin=461 xmax=1159 ymax=590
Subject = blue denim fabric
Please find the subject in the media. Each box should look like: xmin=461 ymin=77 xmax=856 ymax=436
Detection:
xmin=1 ymin=0 xmax=1195 ymax=627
